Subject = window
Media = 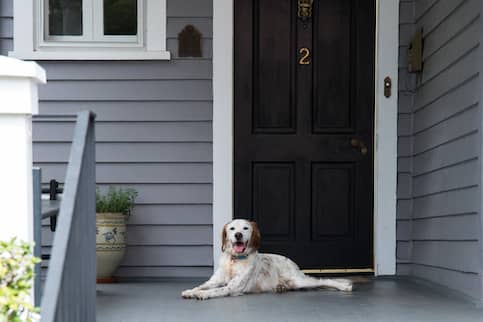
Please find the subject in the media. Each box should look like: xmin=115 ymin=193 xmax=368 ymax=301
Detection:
xmin=10 ymin=0 xmax=170 ymax=60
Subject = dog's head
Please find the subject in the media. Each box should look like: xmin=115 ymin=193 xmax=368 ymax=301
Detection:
xmin=221 ymin=219 xmax=260 ymax=256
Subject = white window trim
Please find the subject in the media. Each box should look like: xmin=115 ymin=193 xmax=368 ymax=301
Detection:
xmin=41 ymin=0 xmax=141 ymax=43
xmin=212 ymin=0 xmax=398 ymax=275
xmin=10 ymin=0 xmax=170 ymax=60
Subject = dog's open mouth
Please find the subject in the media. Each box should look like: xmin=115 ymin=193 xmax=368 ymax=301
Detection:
xmin=232 ymin=241 xmax=246 ymax=254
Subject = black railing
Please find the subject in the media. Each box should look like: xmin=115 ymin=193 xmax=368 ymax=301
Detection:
xmin=36 ymin=111 xmax=96 ymax=322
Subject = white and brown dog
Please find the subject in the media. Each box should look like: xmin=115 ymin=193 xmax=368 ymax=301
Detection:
xmin=182 ymin=219 xmax=353 ymax=300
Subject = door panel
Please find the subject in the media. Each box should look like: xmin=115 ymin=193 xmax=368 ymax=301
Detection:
xmin=314 ymin=0 xmax=353 ymax=131
xmin=311 ymin=163 xmax=354 ymax=238
xmin=235 ymin=0 xmax=375 ymax=269
xmin=253 ymin=0 xmax=295 ymax=132
xmin=253 ymin=163 xmax=295 ymax=241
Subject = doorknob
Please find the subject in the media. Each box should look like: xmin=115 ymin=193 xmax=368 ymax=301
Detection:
xmin=351 ymin=138 xmax=368 ymax=156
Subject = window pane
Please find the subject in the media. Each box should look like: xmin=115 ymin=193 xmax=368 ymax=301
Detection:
xmin=49 ymin=0 xmax=83 ymax=36
xmin=104 ymin=0 xmax=137 ymax=36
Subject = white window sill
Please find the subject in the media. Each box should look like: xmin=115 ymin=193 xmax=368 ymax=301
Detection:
xmin=9 ymin=50 xmax=171 ymax=61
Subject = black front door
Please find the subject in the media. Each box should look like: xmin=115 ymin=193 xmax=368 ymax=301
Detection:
xmin=234 ymin=0 xmax=375 ymax=269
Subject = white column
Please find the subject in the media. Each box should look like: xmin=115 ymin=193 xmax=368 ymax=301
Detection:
xmin=212 ymin=0 xmax=234 ymax=269
xmin=0 ymin=56 xmax=46 ymax=242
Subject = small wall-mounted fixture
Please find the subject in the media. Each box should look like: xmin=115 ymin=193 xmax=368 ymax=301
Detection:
xmin=178 ymin=25 xmax=202 ymax=57
xmin=407 ymin=29 xmax=423 ymax=73
xmin=384 ymin=76 xmax=392 ymax=98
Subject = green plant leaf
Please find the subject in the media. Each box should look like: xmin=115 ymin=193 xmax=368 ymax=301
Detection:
xmin=96 ymin=186 xmax=138 ymax=220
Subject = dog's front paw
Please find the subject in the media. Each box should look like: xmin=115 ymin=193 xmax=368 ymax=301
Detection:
xmin=192 ymin=291 xmax=209 ymax=300
xmin=181 ymin=289 xmax=195 ymax=299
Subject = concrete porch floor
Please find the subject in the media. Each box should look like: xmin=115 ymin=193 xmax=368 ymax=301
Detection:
xmin=96 ymin=278 xmax=483 ymax=322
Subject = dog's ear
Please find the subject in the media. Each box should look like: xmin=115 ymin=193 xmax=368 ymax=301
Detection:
xmin=221 ymin=223 xmax=228 ymax=252
xmin=249 ymin=221 xmax=261 ymax=251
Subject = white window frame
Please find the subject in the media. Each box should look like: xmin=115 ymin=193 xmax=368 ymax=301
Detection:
xmin=10 ymin=0 xmax=170 ymax=60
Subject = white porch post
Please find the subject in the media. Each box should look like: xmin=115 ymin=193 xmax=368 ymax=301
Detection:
xmin=212 ymin=0 xmax=234 ymax=269
xmin=0 ymin=56 xmax=46 ymax=242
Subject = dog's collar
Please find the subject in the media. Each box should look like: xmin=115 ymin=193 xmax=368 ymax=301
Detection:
xmin=231 ymin=254 xmax=248 ymax=260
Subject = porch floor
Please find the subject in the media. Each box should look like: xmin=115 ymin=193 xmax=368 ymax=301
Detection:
xmin=96 ymin=278 xmax=483 ymax=322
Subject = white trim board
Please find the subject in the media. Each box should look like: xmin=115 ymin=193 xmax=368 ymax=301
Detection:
xmin=212 ymin=0 xmax=398 ymax=275
xmin=9 ymin=0 xmax=170 ymax=61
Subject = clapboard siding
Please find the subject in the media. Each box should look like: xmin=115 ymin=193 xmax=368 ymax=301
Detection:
xmin=413 ymin=186 xmax=479 ymax=219
xmin=412 ymin=159 xmax=478 ymax=197
xmin=42 ymin=225 xmax=213 ymax=246
xmin=413 ymin=105 xmax=478 ymax=154
xmin=33 ymin=121 xmax=213 ymax=142
xmin=412 ymin=241 xmax=480 ymax=273
xmin=414 ymin=47 xmax=479 ymax=110
xmin=38 ymin=101 xmax=213 ymax=121
xmin=0 ymin=4 xmax=12 ymax=55
xmin=128 ymin=205 xmax=213 ymax=225
xmin=412 ymin=133 xmax=478 ymax=176
xmin=115 ymin=266 xmax=213 ymax=278
xmin=396 ymin=0 xmax=416 ymax=265
xmin=0 ymin=16 xmax=12 ymax=37
xmin=39 ymin=80 xmax=212 ymax=101
xmin=422 ymin=0 xmax=479 ymax=59
xmin=38 ymin=61 xmax=212 ymax=80
xmin=33 ymin=142 xmax=212 ymax=163
xmin=411 ymin=214 xmax=480 ymax=240
xmin=122 ymin=246 xmax=213 ymax=266
xmin=0 ymin=0 xmax=214 ymax=278
xmin=413 ymin=75 xmax=479 ymax=132
xmin=35 ymin=163 xmax=213 ymax=183
xmin=422 ymin=15 xmax=479 ymax=83
xmin=95 ymin=184 xmax=213 ymax=205
xmin=396 ymin=0 xmax=482 ymax=301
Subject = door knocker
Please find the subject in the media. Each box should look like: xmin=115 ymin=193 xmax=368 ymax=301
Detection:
xmin=298 ymin=0 xmax=314 ymax=20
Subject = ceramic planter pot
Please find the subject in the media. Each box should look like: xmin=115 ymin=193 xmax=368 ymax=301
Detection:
xmin=96 ymin=212 xmax=126 ymax=281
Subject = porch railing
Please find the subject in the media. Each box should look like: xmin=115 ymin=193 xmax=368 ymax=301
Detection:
xmin=39 ymin=111 xmax=96 ymax=322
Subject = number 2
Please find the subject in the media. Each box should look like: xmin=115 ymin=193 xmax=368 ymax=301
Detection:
xmin=299 ymin=47 xmax=311 ymax=65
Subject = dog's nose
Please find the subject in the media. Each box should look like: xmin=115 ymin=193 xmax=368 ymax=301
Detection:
xmin=235 ymin=232 xmax=243 ymax=240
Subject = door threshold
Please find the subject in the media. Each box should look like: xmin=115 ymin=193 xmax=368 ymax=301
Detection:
xmin=303 ymin=268 xmax=374 ymax=274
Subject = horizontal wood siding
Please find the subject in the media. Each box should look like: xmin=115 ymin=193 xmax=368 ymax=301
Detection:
xmin=397 ymin=0 xmax=416 ymax=275
xmin=0 ymin=0 xmax=214 ymax=278
xmin=0 ymin=1 xmax=12 ymax=55
xmin=397 ymin=0 xmax=482 ymax=301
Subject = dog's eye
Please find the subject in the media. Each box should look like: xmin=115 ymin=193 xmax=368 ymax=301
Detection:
xmin=229 ymin=227 xmax=235 ymax=231
xmin=243 ymin=227 xmax=249 ymax=230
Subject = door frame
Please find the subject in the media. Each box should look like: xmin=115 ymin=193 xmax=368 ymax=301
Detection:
xmin=212 ymin=0 xmax=399 ymax=275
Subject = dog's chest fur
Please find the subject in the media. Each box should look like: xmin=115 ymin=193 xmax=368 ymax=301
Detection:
xmin=223 ymin=255 xmax=254 ymax=281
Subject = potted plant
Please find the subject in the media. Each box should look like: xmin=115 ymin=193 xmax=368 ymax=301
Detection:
xmin=0 ymin=238 xmax=40 ymax=322
xmin=96 ymin=187 xmax=137 ymax=283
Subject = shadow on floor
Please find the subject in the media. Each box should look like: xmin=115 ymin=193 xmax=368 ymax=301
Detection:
xmin=96 ymin=278 xmax=483 ymax=322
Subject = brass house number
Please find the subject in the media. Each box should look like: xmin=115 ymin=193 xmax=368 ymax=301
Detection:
xmin=299 ymin=47 xmax=311 ymax=65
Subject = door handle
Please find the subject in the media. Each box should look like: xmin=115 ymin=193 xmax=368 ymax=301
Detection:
xmin=351 ymin=138 xmax=368 ymax=156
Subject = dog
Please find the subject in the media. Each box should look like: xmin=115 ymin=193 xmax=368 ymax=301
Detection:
xmin=181 ymin=219 xmax=353 ymax=300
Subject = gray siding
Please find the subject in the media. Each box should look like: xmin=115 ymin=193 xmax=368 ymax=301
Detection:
xmin=397 ymin=0 xmax=416 ymax=277
xmin=0 ymin=0 xmax=214 ymax=279
xmin=396 ymin=0 xmax=482 ymax=301
xmin=0 ymin=1 xmax=13 ymax=54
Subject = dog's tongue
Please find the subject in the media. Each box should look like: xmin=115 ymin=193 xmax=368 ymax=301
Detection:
xmin=234 ymin=243 xmax=245 ymax=253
